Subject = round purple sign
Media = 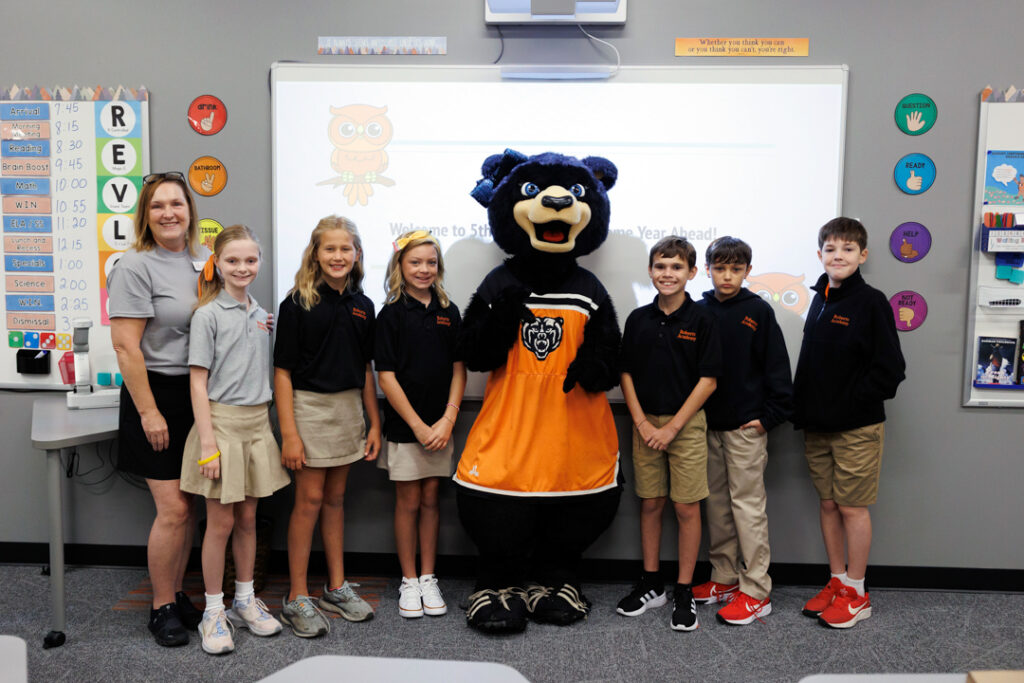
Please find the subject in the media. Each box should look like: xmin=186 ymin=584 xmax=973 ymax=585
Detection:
xmin=889 ymin=222 xmax=932 ymax=263
xmin=889 ymin=290 xmax=927 ymax=331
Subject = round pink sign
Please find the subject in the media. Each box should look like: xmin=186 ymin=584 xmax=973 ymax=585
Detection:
xmin=889 ymin=290 xmax=927 ymax=331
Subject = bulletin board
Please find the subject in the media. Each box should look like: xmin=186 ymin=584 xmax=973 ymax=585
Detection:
xmin=1 ymin=87 xmax=149 ymax=389
xmin=962 ymin=95 xmax=1024 ymax=407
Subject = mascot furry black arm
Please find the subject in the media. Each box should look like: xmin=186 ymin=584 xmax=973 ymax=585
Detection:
xmin=454 ymin=149 xmax=623 ymax=634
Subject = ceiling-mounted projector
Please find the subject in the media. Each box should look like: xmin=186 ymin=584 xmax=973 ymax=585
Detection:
xmin=485 ymin=0 xmax=627 ymax=24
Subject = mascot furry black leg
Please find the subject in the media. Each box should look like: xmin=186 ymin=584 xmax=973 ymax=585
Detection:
xmin=454 ymin=149 xmax=622 ymax=633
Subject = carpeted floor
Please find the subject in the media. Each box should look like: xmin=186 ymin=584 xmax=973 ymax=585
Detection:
xmin=2 ymin=564 xmax=1022 ymax=682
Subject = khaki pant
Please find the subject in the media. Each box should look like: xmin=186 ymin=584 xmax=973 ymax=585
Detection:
xmin=705 ymin=427 xmax=771 ymax=600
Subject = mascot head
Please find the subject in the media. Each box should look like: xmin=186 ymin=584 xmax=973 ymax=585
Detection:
xmin=471 ymin=149 xmax=617 ymax=258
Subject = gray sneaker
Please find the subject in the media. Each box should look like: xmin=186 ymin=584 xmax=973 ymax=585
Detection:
xmin=319 ymin=581 xmax=374 ymax=622
xmin=280 ymin=595 xmax=330 ymax=638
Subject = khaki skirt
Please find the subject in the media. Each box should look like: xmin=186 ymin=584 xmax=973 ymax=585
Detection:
xmin=378 ymin=440 xmax=455 ymax=481
xmin=181 ymin=402 xmax=290 ymax=504
xmin=292 ymin=389 xmax=366 ymax=468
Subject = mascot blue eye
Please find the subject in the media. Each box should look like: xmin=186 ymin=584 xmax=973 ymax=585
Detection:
xmin=521 ymin=182 xmax=540 ymax=197
xmin=569 ymin=184 xmax=586 ymax=198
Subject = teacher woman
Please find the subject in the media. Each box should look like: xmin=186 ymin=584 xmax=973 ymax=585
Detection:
xmin=108 ymin=172 xmax=210 ymax=647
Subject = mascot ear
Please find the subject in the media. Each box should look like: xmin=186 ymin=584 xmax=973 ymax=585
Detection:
xmin=470 ymin=149 xmax=528 ymax=207
xmin=582 ymin=156 xmax=618 ymax=191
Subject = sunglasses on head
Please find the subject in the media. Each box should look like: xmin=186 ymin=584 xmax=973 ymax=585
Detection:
xmin=142 ymin=171 xmax=185 ymax=184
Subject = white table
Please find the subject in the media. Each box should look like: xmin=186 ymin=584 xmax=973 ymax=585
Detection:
xmin=799 ymin=675 xmax=967 ymax=682
xmin=30 ymin=396 xmax=119 ymax=649
xmin=259 ymin=655 xmax=531 ymax=682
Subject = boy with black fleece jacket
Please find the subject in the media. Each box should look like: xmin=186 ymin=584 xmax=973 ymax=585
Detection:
xmin=794 ymin=217 xmax=905 ymax=630
xmin=695 ymin=237 xmax=793 ymax=625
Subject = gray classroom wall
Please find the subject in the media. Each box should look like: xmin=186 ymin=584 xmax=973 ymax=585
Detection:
xmin=2 ymin=0 xmax=1021 ymax=571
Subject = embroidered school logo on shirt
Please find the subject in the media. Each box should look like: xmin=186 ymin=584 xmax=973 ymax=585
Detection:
xmin=436 ymin=315 xmax=451 ymax=327
xmin=352 ymin=307 xmax=368 ymax=320
xmin=677 ymin=329 xmax=697 ymax=342
xmin=521 ymin=316 xmax=564 ymax=361
xmin=741 ymin=316 xmax=758 ymax=331
xmin=830 ymin=314 xmax=850 ymax=327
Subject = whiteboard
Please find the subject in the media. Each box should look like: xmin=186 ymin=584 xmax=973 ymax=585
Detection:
xmin=271 ymin=64 xmax=848 ymax=398
xmin=1 ymin=96 xmax=149 ymax=389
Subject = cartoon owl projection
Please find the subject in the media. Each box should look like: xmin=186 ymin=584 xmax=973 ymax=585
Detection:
xmin=318 ymin=104 xmax=395 ymax=206
xmin=747 ymin=272 xmax=811 ymax=316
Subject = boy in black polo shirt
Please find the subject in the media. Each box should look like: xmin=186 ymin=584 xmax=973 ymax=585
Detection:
xmin=617 ymin=236 xmax=721 ymax=632
xmin=794 ymin=217 xmax=905 ymax=629
xmin=695 ymin=236 xmax=793 ymax=625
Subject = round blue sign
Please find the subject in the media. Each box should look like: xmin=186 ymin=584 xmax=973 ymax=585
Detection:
xmin=894 ymin=153 xmax=936 ymax=195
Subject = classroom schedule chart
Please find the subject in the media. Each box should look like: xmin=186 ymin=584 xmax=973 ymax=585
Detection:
xmin=1 ymin=97 xmax=148 ymax=387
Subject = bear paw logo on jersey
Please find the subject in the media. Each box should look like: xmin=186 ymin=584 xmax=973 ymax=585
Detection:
xmin=521 ymin=316 xmax=564 ymax=361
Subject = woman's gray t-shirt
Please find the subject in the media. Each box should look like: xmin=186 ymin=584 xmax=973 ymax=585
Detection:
xmin=106 ymin=245 xmax=210 ymax=375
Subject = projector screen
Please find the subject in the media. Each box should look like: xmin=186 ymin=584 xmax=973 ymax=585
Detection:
xmin=271 ymin=64 xmax=847 ymax=398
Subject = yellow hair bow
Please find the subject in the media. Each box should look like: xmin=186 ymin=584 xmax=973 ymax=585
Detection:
xmin=393 ymin=230 xmax=434 ymax=252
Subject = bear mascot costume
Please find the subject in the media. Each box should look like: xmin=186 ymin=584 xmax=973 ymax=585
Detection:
xmin=454 ymin=149 xmax=622 ymax=633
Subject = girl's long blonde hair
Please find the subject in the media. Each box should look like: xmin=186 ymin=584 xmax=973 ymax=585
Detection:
xmin=195 ymin=224 xmax=260 ymax=309
xmin=384 ymin=231 xmax=451 ymax=308
xmin=290 ymin=215 xmax=366 ymax=310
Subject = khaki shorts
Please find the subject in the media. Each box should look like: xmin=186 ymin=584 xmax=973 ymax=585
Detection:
xmin=804 ymin=422 xmax=885 ymax=506
xmin=378 ymin=440 xmax=454 ymax=481
xmin=632 ymin=410 xmax=708 ymax=504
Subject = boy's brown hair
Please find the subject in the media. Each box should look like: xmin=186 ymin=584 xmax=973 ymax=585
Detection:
xmin=705 ymin=236 xmax=752 ymax=266
xmin=818 ymin=216 xmax=868 ymax=250
xmin=649 ymin=235 xmax=696 ymax=269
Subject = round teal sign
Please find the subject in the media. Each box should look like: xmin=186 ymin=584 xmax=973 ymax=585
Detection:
xmin=895 ymin=93 xmax=937 ymax=135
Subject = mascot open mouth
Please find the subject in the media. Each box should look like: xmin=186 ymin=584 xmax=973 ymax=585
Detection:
xmin=536 ymin=221 xmax=572 ymax=244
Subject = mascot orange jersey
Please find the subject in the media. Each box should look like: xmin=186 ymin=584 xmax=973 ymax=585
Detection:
xmin=454 ymin=266 xmax=619 ymax=496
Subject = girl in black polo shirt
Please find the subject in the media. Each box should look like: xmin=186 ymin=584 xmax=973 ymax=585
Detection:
xmin=273 ymin=216 xmax=381 ymax=636
xmin=375 ymin=230 xmax=466 ymax=620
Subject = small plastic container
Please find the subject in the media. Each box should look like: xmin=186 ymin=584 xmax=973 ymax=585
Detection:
xmin=58 ymin=352 xmax=75 ymax=385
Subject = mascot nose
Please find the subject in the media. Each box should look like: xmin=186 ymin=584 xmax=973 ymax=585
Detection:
xmin=541 ymin=195 xmax=574 ymax=210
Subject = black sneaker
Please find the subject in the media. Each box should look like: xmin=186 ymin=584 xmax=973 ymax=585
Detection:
xmin=526 ymin=583 xmax=591 ymax=625
xmin=175 ymin=591 xmax=203 ymax=631
xmin=148 ymin=603 xmax=189 ymax=647
xmin=671 ymin=584 xmax=699 ymax=632
xmin=466 ymin=588 xmax=528 ymax=634
xmin=616 ymin=577 xmax=667 ymax=617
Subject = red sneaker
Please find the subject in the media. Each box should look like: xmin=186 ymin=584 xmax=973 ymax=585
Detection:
xmin=692 ymin=580 xmax=738 ymax=605
xmin=818 ymin=587 xmax=871 ymax=629
xmin=802 ymin=577 xmax=844 ymax=617
xmin=716 ymin=592 xmax=771 ymax=625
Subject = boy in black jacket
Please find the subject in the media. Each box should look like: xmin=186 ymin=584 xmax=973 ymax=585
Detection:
xmin=794 ymin=217 xmax=905 ymax=629
xmin=695 ymin=237 xmax=793 ymax=625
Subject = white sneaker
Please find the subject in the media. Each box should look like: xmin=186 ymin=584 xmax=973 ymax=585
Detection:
xmin=419 ymin=574 xmax=448 ymax=616
xmin=398 ymin=577 xmax=423 ymax=618
xmin=228 ymin=596 xmax=283 ymax=636
xmin=199 ymin=609 xmax=235 ymax=655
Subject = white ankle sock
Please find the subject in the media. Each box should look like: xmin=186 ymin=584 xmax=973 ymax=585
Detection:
xmin=843 ymin=576 xmax=865 ymax=596
xmin=235 ymin=580 xmax=255 ymax=604
xmin=204 ymin=592 xmax=224 ymax=614
xmin=831 ymin=571 xmax=848 ymax=583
